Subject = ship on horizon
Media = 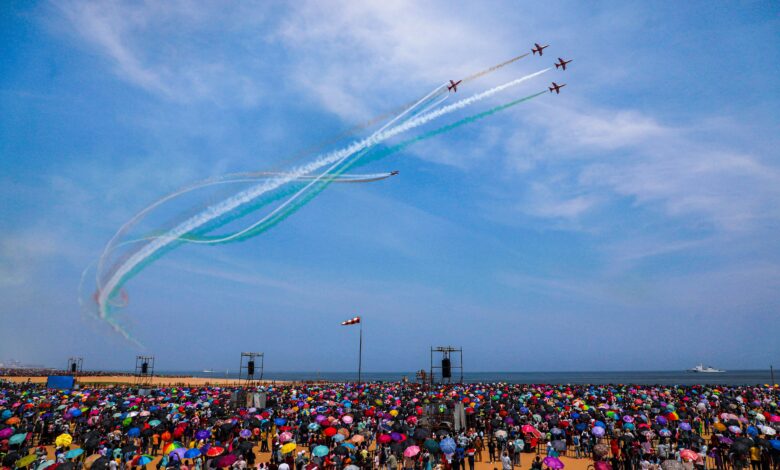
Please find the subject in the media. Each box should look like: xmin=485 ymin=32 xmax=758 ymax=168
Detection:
xmin=688 ymin=364 xmax=725 ymax=373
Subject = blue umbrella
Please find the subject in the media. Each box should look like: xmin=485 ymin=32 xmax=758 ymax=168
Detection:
xmin=9 ymin=433 xmax=27 ymax=445
xmin=65 ymin=448 xmax=84 ymax=459
xmin=274 ymin=418 xmax=287 ymax=426
xmin=312 ymin=446 xmax=329 ymax=458
xmin=770 ymin=440 xmax=780 ymax=451
xmin=136 ymin=456 xmax=154 ymax=466
xmin=440 ymin=438 xmax=456 ymax=454
xmin=341 ymin=443 xmax=356 ymax=450
xmin=184 ymin=449 xmax=202 ymax=459
xmin=128 ymin=427 xmax=141 ymax=437
xmin=70 ymin=409 xmax=82 ymax=418
xmin=332 ymin=433 xmax=346 ymax=442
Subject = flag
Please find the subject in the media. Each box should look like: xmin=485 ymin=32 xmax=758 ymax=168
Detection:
xmin=341 ymin=316 xmax=360 ymax=326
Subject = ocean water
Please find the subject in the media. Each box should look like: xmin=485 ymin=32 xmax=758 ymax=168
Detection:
xmin=156 ymin=369 xmax=776 ymax=386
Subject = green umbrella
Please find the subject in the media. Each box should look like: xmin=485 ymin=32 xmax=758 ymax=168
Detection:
xmin=148 ymin=419 xmax=161 ymax=427
xmin=9 ymin=432 xmax=28 ymax=445
xmin=15 ymin=454 xmax=37 ymax=468
xmin=36 ymin=460 xmax=55 ymax=470
xmin=424 ymin=439 xmax=439 ymax=452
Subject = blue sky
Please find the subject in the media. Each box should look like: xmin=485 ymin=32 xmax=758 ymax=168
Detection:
xmin=1 ymin=1 xmax=779 ymax=373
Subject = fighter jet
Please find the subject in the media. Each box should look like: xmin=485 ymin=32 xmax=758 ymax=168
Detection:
xmin=554 ymin=58 xmax=572 ymax=70
xmin=390 ymin=170 xmax=399 ymax=176
xmin=447 ymin=79 xmax=462 ymax=92
xmin=549 ymin=82 xmax=566 ymax=94
xmin=532 ymin=43 xmax=549 ymax=56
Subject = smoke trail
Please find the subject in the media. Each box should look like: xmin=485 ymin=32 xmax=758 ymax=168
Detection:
xmin=96 ymin=69 xmax=550 ymax=330
xmin=273 ymin=52 xmax=529 ymax=169
xmin=188 ymin=90 xmax=550 ymax=246
xmin=461 ymin=52 xmax=530 ymax=84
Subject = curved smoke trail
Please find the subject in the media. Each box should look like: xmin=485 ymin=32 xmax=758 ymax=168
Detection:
xmin=94 ymin=69 xmax=550 ymax=340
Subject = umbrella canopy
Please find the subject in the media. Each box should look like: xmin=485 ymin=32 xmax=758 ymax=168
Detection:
xmin=135 ymin=455 xmax=154 ymax=466
xmin=215 ymin=454 xmax=237 ymax=468
xmin=543 ymin=457 xmax=564 ymax=469
xmin=206 ymin=446 xmax=225 ymax=457
xmin=56 ymin=433 xmax=73 ymax=448
xmin=440 ymin=437 xmax=456 ymax=454
xmin=9 ymin=432 xmax=27 ymax=445
xmin=65 ymin=448 xmax=85 ymax=459
xmin=312 ymin=446 xmax=329 ymax=458
xmin=404 ymin=446 xmax=421 ymax=458
xmin=680 ymin=450 xmax=698 ymax=462
xmin=281 ymin=442 xmax=297 ymax=454
xmin=184 ymin=449 xmax=202 ymax=459
xmin=15 ymin=454 xmax=38 ymax=468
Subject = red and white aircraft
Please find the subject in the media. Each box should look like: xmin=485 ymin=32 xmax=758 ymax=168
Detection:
xmin=532 ymin=43 xmax=549 ymax=56
xmin=555 ymin=58 xmax=572 ymax=70
xmin=549 ymin=82 xmax=566 ymax=94
xmin=447 ymin=79 xmax=462 ymax=92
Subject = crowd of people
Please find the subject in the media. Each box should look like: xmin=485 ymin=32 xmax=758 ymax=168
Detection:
xmin=1 ymin=380 xmax=779 ymax=470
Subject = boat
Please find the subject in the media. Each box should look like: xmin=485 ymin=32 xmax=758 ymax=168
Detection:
xmin=688 ymin=364 xmax=725 ymax=373
xmin=202 ymin=369 xmax=215 ymax=373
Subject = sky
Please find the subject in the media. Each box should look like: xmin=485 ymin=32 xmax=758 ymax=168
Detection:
xmin=1 ymin=1 xmax=779 ymax=373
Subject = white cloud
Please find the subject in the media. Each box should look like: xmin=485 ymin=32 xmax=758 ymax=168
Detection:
xmin=54 ymin=1 xmax=268 ymax=105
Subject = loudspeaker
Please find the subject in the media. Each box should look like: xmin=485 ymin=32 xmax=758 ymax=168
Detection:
xmin=71 ymin=363 xmax=77 ymax=373
xmin=141 ymin=362 xmax=148 ymax=374
xmin=442 ymin=357 xmax=451 ymax=378
xmin=247 ymin=360 xmax=255 ymax=375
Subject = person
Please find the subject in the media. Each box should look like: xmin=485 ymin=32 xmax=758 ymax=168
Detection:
xmin=387 ymin=453 xmax=398 ymax=470
xmin=475 ymin=436 xmax=484 ymax=463
xmin=488 ymin=440 xmax=497 ymax=463
xmin=501 ymin=452 xmax=512 ymax=470
xmin=530 ymin=457 xmax=542 ymax=470
xmin=749 ymin=446 xmax=761 ymax=470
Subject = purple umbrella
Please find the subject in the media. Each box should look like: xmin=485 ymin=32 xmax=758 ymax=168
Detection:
xmin=169 ymin=448 xmax=187 ymax=460
xmin=679 ymin=422 xmax=692 ymax=431
xmin=623 ymin=416 xmax=634 ymax=423
xmin=656 ymin=416 xmax=668 ymax=426
xmin=543 ymin=457 xmax=565 ymax=469
xmin=592 ymin=427 xmax=605 ymax=437
xmin=195 ymin=429 xmax=210 ymax=440
xmin=0 ymin=428 xmax=13 ymax=439
xmin=239 ymin=429 xmax=251 ymax=438
xmin=718 ymin=437 xmax=733 ymax=445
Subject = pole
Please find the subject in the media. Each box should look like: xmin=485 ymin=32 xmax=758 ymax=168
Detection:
xmin=358 ymin=321 xmax=363 ymax=384
xmin=771 ymin=365 xmax=775 ymax=386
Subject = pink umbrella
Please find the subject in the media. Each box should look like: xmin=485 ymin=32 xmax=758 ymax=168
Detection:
xmin=680 ymin=449 xmax=699 ymax=462
xmin=543 ymin=457 xmax=564 ymax=469
xmin=279 ymin=431 xmax=293 ymax=442
xmin=404 ymin=446 xmax=421 ymax=458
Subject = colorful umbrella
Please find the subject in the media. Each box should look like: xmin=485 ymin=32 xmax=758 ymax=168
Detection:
xmin=543 ymin=457 xmax=564 ymax=469
xmin=206 ymin=446 xmax=225 ymax=457
xmin=312 ymin=446 xmax=329 ymax=458
xmin=55 ymin=433 xmax=73 ymax=448
xmin=282 ymin=442 xmax=297 ymax=454
xmin=65 ymin=448 xmax=84 ymax=459
xmin=404 ymin=446 xmax=421 ymax=458
xmin=9 ymin=432 xmax=27 ymax=445
xmin=15 ymin=454 xmax=38 ymax=468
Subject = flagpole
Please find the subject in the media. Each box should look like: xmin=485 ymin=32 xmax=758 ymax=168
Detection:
xmin=358 ymin=320 xmax=363 ymax=384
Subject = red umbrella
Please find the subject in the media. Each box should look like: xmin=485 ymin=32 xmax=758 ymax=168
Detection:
xmin=216 ymin=454 xmax=237 ymax=468
xmin=206 ymin=446 xmax=225 ymax=457
xmin=323 ymin=427 xmax=337 ymax=437
xmin=377 ymin=434 xmax=391 ymax=444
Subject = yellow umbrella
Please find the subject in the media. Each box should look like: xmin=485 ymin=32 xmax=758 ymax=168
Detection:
xmin=55 ymin=433 xmax=73 ymax=448
xmin=281 ymin=442 xmax=297 ymax=454
xmin=15 ymin=454 xmax=37 ymax=468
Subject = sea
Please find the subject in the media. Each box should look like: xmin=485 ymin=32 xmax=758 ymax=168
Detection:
xmin=155 ymin=370 xmax=776 ymax=386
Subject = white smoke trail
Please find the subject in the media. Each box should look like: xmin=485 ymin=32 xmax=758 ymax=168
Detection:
xmin=97 ymin=68 xmax=549 ymax=317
